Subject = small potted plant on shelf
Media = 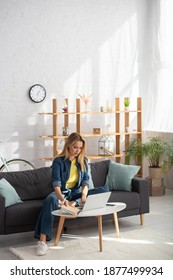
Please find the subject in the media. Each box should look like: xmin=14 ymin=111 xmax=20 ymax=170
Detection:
xmin=124 ymin=100 xmax=130 ymax=111
xmin=125 ymin=136 xmax=173 ymax=179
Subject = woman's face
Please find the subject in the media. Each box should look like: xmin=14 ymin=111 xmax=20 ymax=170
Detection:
xmin=68 ymin=140 xmax=83 ymax=159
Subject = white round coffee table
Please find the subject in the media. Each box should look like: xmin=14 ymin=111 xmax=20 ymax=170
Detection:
xmin=52 ymin=202 xmax=126 ymax=252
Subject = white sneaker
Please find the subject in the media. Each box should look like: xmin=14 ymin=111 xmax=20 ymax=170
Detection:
xmin=36 ymin=241 xmax=48 ymax=256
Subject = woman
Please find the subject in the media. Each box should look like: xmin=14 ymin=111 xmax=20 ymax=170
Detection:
xmin=34 ymin=132 xmax=109 ymax=256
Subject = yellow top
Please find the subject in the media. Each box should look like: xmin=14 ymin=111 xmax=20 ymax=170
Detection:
xmin=66 ymin=158 xmax=79 ymax=189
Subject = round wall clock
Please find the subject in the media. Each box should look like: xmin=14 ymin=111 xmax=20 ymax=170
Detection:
xmin=29 ymin=84 xmax=46 ymax=103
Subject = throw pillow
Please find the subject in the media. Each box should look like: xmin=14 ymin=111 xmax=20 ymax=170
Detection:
xmin=106 ymin=160 xmax=140 ymax=191
xmin=0 ymin=178 xmax=23 ymax=207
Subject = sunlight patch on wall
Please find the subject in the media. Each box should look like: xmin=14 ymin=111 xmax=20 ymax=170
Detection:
xmin=63 ymin=58 xmax=93 ymax=111
xmin=146 ymin=0 xmax=173 ymax=132
xmin=98 ymin=11 xmax=138 ymax=107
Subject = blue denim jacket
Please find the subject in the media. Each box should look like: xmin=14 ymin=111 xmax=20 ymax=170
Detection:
xmin=52 ymin=156 xmax=89 ymax=195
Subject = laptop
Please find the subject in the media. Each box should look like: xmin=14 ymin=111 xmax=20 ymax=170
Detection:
xmin=60 ymin=192 xmax=111 ymax=216
xmin=79 ymin=191 xmax=111 ymax=212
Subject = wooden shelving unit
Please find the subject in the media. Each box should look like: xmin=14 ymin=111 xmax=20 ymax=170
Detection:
xmin=39 ymin=97 xmax=142 ymax=170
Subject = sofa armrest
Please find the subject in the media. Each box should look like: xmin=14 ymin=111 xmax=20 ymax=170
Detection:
xmin=0 ymin=195 xmax=5 ymax=234
xmin=132 ymin=177 xmax=150 ymax=214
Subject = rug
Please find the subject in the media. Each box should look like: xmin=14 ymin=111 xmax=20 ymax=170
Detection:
xmin=9 ymin=228 xmax=173 ymax=260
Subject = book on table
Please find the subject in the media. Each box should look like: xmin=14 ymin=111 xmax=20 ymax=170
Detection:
xmin=60 ymin=205 xmax=80 ymax=216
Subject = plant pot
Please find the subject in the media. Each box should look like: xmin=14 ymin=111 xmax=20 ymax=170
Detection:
xmin=149 ymin=166 xmax=162 ymax=180
xmin=124 ymin=106 xmax=129 ymax=111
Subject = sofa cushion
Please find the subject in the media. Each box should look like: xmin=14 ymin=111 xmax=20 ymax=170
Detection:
xmin=0 ymin=167 xmax=53 ymax=201
xmin=109 ymin=190 xmax=140 ymax=210
xmin=90 ymin=160 xmax=110 ymax=188
xmin=106 ymin=161 xmax=140 ymax=191
xmin=0 ymin=178 xmax=23 ymax=207
xmin=5 ymin=200 xmax=43 ymax=227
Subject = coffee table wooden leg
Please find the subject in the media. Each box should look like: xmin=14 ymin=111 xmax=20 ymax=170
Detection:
xmin=54 ymin=216 xmax=66 ymax=246
xmin=97 ymin=215 xmax=103 ymax=252
xmin=113 ymin=212 xmax=119 ymax=238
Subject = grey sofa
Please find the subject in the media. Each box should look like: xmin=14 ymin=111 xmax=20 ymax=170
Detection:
xmin=0 ymin=160 xmax=149 ymax=235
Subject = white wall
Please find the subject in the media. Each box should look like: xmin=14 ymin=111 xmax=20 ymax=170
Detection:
xmin=0 ymin=0 xmax=148 ymax=167
xmin=2 ymin=0 xmax=172 ymax=191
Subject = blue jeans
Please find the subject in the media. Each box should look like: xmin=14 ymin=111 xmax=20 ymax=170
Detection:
xmin=34 ymin=186 xmax=109 ymax=240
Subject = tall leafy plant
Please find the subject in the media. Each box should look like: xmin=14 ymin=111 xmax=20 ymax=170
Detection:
xmin=142 ymin=137 xmax=167 ymax=167
xmin=126 ymin=136 xmax=173 ymax=172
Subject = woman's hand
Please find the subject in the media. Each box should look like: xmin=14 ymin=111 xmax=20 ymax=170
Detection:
xmin=59 ymin=198 xmax=69 ymax=206
xmin=54 ymin=186 xmax=69 ymax=206
xmin=64 ymin=199 xmax=69 ymax=206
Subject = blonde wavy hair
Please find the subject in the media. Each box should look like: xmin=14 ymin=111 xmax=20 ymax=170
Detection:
xmin=58 ymin=132 xmax=87 ymax=171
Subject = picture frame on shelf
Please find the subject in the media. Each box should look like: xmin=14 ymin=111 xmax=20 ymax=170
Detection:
xmin=93 ymin=128 xmax=102 ymax=134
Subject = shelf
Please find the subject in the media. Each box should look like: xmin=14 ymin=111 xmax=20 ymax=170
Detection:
xmin=88 ymin=154 xmax=125 ymax=159
xmin=40 ymin=153 xmax=125 ymax=161
xmin=39 ymin=131 xmax=141 ymax=139
xmin=39 ymin=110 xmax=142 ymax=115
xmin=39 ymin=97 xmax=142 ymax=173
xmin=124 ymin=131 xmax=142 ymax=135
xmin=39 ymin=157 xmax=53 ymax=161
xmin=39 ymin=135 xmax=67 ymax=139
xmin=39 ymin=133 xmax=121 ymax=138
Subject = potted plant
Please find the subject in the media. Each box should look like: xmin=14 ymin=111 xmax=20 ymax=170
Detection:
xmin=124 ymin=100 xmax=130 ymax=110
xmin=125 ymin=136 xmax=173 ymax=179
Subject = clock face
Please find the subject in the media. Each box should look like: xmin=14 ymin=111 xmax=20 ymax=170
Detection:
xmin=29 ymin=84 xmax=46 ymax=103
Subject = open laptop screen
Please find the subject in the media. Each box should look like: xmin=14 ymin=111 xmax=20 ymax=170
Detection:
xmin=81 ymin=191 xmax=111 ymax=212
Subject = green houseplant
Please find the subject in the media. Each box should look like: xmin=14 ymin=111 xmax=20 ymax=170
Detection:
xmin=124 ymin=100 xmax=130 ymax=110
xmin=126 ymin=136 xmax=173 ymax=179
